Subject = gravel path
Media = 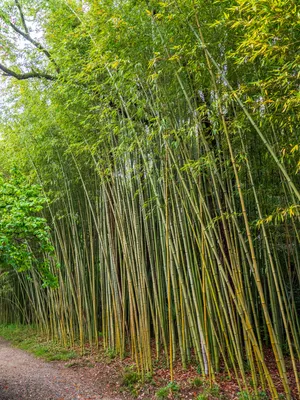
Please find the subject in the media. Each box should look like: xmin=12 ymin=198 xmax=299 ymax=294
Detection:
xmin=0 ymin=337 xmax=127 ymax=400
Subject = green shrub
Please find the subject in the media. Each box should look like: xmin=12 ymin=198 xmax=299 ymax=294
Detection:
xmin=105 ymin=347 xmax=117 ymax=359
xmin=237 ymin=391 xmax=269 ymax=400
xmin=156 ymin=381 xmax=180 ymax=399
xmin=192 ymin=377 xmax=204 ymax=388
xmin=156 ymin=386 xmax=169 ymax=399
xmin=122 ymin=370 xmax=140 ymax=386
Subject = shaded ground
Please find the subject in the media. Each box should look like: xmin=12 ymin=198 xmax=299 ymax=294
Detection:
xmin=0 ymin=337 xmax=130 ymax=400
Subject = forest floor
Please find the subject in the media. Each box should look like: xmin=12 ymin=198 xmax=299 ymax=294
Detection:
xmin=0 ymin=333 xmax=228 ymax=400
xmin=0 ymin=328 xmax=298 ymax=400
xmin=0 ymin=336 xmax=131 ymax=400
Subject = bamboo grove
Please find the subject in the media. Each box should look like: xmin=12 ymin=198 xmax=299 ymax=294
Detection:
xmin=0 ymin=0 xmax=299 ymax=398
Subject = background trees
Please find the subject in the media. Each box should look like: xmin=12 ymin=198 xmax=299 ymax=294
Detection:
xmin=0 ymin=170 xmax=56 ymax=325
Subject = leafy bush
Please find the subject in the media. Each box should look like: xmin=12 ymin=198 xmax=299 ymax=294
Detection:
xmin=0 ymin=171 xmax=57 ymax=287
xmin=156 ymin=381 xmax=180 ymax=399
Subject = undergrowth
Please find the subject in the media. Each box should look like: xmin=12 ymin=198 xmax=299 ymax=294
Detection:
xmin=0 ymin=324 xmax=77 ymax=361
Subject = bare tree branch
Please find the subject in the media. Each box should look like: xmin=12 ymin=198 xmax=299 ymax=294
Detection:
xmin=14 ymin=0 xmax=29 ymax=34
xmin=7 ymin=20 xmax=60 ymax=73
xmin=0 ymin=3 xmax=59 ymax=81
xmin=0 ymin=62 xmax=56 ymax=80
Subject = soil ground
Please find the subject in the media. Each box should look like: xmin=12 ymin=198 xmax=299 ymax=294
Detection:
xmin=0 ymin=337 xmax=131 ymax=400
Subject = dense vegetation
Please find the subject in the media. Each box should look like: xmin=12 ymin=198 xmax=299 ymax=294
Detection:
xmin=0 ymin=0 xmax=299 ymax=398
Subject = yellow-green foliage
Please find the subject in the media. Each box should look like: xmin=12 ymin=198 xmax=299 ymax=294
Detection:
xmin=0 ymin=1 xmax=299 ymax=399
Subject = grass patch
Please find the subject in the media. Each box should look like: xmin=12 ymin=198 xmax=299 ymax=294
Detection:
xmin=105 ymin=347 xmax=117 ymax=359
xmin=237 ymin=391 xmax=269 ymax=400
xmin=191 ymin=377 xmax=205 ymax=388
xmin=156 ymin=381 xmax=180 ymax=399
xmin=122 ymin=369 xmax=141 ymax=386
xmin=122 ymin=366 xmax=142 ymax=396
xmin=195 ymin=383 xmax=220 ymax=400
xmin=0 ymin=324 xmax=77 ymax=362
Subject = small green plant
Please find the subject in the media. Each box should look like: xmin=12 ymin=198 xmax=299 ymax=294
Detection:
xmin=122 ymin=366 xmax=142 ymax=397
xmin=237 ymin=391 xmax=251 ymax=400
xmin=210 ymin=383 xmax=220 ymax=396
xmin=122 ymin=370 xmax=140 ymax=386
xmin=105 ymin=347 xmax=117 ymax=359
xmin=156 ymin=386 xmax=169 ymax=399
xmin=195 ymin=383 xmax=220 ymax=399
xmin=192 ymin=377 xmax=204 ymax=388
xmin=196 ymin=395 xmax=208 ymax=400
xmin=197 ymin=364 xmax=202 ymax=374
xmin=156 ymin=381 xmax=180 ymax=399
xmin=144 ymin=372 xmax=154 ymax=384
xmin=219 ymin=375 xmax=231 ymax=382
xmin=257 ymin=392 xmax=268 ymax=399
xmin=237 ymin=391 xmax=268 ymax=400
xmin=167 ymin=381 xmax=180 ymax=393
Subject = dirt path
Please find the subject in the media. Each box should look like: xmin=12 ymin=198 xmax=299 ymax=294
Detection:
xmin=0 ymin=337 xmax=131 ymax=400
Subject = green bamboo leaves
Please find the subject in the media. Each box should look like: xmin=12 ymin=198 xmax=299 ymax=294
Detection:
xmin=0 ymin=1 xmax=299 ymax=398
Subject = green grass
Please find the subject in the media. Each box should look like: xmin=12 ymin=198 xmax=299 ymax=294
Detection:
xmin=0 ymin=324 xmax=77 ymax=362
xmin=121 ymin=366 xmax=142 ymax=397
xmin=195 ymin=383 xmax=220 ymax=400
xmin=122 ymin=369 xmax=141 ymax=386
xmin=191 ymin=377 xmax=205 ymax=388
xmin=105 ymin=347 xmax=117 ymax=359
xmin=237 ymin=391 xmax=269 ymax=400
xmin=156 ymin=386 xmax=169 ymax=399
xmin=155 ymin=381 xmax=180 ymax=399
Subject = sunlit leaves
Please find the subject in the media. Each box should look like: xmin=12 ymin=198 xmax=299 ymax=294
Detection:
xmin=0 ymin=170 xmax=57 ymax=287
